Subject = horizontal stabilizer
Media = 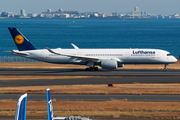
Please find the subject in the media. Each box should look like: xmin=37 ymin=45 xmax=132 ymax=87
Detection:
xmin=5 ymin=51 xmax=28 ymax=56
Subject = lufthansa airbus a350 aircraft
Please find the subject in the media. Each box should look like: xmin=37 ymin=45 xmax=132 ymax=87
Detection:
xmin=7 ymin=27 xmax=177 ymax=71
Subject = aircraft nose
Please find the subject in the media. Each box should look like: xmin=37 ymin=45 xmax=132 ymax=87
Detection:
xmin=173 ymin=57 xmax=177 ymax=63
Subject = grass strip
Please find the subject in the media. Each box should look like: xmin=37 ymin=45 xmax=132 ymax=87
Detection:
xmin=0 ymin=100 xmax=180 ymax=119
xmin=1 ymin=83 xmax=180 ymax=95
xmin=0 ymin=75 xmax=112 ymax=81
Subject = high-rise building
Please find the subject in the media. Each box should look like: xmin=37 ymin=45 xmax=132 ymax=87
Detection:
xmin=112 ymin=10 xmax=119 ymax=16
xmin=141 ymin=11 xmax=144 ymax=16
xmin=144 ymin=11 xmax=147 ymax=16
xmin=20 ymin=9 xmax=25 ymax=16
xmin=134 ymin=6 xmax=140 ymax=12
xmin=132 ymin=6 xmax=141 ymax=17
xmin=141 ymin=11 xmax=147 ymax=17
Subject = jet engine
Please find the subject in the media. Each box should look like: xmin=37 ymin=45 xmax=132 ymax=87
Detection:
xmin=101 ymin=59 xmax=118 ymax=69
xmin=118 ymin=63 xmax=124 ymax=67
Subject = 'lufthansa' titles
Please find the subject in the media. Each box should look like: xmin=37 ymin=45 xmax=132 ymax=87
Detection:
xmin=132 ymin=51 xmax=155 ymax=56
xmin=133 ymin=51 xmax=155 ymax=54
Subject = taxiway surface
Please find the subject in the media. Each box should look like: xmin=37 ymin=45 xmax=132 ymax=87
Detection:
xmin=1 ymin=68 xmax=180 ymax=102
xmin=1 ymin=68 xmax=180 ymax=76
xmin=1 ymin=94 xmax=180 ymax=102
xmin=1 ymin=68 xmax=180 ymax=86
xmin=1 ymin=76 xmax=180 ymax=87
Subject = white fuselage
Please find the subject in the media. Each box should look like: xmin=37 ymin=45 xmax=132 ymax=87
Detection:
xmin=14 ymin=48 xmax=177 ymax=66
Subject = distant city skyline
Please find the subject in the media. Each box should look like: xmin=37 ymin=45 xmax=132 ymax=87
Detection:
xmin=0 ymin=0 xmax=180 ymax=15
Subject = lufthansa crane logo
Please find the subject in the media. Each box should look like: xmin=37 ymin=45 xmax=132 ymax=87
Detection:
xmin=15 ymin=35 xmax=24 ymax=44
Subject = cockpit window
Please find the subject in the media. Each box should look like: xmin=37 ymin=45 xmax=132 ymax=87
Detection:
xmin=167 ymin=53 xmax=172 ymax=56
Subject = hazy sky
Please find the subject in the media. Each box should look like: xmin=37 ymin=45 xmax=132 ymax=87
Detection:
xmin=1 ymin=0 xmax=180 ymax=15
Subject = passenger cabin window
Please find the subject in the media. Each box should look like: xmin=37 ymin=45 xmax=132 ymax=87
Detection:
xmin=167 ymin=53 xmax=172 ymax=56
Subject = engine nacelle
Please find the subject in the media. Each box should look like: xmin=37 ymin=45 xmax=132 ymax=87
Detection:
xmin=101 ymin=59 xmax=118 ymax=69
xmin=118 ymin=63 xmax=124 ymax=67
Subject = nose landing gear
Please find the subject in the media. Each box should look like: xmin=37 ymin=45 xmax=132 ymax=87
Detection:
xmin=163 ymin=64 xmax=168 ymax=71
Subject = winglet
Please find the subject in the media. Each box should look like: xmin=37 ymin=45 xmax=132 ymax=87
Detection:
xmin=47 ymin=88 xmax=54 ymax=120
xmin=46 ymin=47 xmax=55 ymax=54
xmin=46 ymin=47 xmax=63 ymax=56
xmin=71 ymin=43 xmax=79 ymax=49
xmin=15 ymin=93 xmax=27 ymax=120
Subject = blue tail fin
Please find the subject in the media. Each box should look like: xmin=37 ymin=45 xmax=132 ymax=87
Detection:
xmin=8 ymin=27 xmax=36 ymax=51
xmin=15 ymin=93 xmax=27 ymax=120
xmin=47 ymin=89 xmax=54 ymax=120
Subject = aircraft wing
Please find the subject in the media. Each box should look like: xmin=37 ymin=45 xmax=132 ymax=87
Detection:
xmin=46 ymin=47 xmax=99 ymax=61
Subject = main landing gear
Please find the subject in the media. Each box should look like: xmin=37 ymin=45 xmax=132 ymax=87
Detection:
xmin=85 ymin=66 xmax=98 ymax=71
xmin=85 ymin=62 xmax=98 ymax=71
xmin=163 ymin=64 xmax=168 ymax=71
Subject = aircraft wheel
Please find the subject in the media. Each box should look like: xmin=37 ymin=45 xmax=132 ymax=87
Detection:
xmin=90 ymin=67 xmax=94 ymax=71
xmin=94 ymin=67 xmax=98 ymax=71
xmin=85 ymin=68 xmax=90 ymax=71
xmin=85 ymin=67 xmax=98 ymax=71
xmin=163 ymin=64 xmax=168 ymax=72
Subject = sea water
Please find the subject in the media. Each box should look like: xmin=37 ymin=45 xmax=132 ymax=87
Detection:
xmin=0 ymin=19 xmax=180 ymax=58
